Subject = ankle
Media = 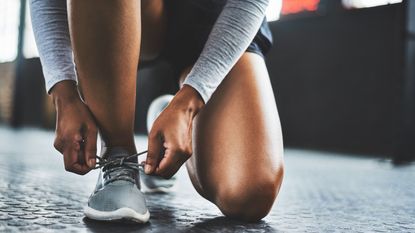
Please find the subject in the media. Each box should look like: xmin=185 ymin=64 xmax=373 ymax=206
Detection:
xmin=100 ymin=146 xmax=137 ymax=157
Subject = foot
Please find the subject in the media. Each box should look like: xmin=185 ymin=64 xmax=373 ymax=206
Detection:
xmin=143 ymin=95 xmax=177 ymax=193
xmin=84 ymin=148 xmax=150 ymax=223
xmin=140 ymin=170 xmax=178 ymax=193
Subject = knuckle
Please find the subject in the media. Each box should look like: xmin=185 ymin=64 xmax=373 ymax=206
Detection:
xmin=53 ymin=141 xmax=59 ymax=149
xmin=73 ymin=133 xmax=82 ymax=141
xmin=64 ymin=164 xmax=71 ymax=172
xmin=53 ymin=139 xmax=63 ymax=151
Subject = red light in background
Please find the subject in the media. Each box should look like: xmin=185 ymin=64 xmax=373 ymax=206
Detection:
xmin=281 ymin=0 xmax=320 ymax=15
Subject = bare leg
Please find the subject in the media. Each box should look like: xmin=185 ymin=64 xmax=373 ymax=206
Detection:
xmin=182 ymin=53 xmax=284 ymax=221
xmin=67 ymin=0 xmax=164 ymax=154
xmin=141 ymin=0 xmax=166 ymax=61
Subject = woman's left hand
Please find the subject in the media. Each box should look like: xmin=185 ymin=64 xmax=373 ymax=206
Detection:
xmin=145 ymin=85 xmax=204 ymax=178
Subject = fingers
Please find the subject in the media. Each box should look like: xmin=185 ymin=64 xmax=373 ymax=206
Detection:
xmin=84 ymin=128 xmax=98 ymax=169
xmin=154 ymin=148 xmax=190 ymax=179
xmin=54 ymin=129 xmax=96 ymax=175
xmin=145 ymin=130 xmax=164 ymax=174
xmin=62 ymin=138 xmax=90 ymax=175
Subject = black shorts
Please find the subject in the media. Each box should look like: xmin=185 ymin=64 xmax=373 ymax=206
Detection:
xmin=156 ymin=0 xmax=273 ymax=74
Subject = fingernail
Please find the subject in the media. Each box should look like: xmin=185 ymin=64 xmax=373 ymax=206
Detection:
xmin=88 ymin=158 xmax=95 ymax=168
xmin=145 ymin=165 xmax=151 ymax=174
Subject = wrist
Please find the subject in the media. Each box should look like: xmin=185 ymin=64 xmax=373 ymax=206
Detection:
xmin=174 ymin=85 xmax=205 ymax=118
xmin=50 ymin=81 xmax=81 ymax=108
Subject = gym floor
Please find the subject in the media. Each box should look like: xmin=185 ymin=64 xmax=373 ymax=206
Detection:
xmin=0 ymin=127 xmax=414 ymax=233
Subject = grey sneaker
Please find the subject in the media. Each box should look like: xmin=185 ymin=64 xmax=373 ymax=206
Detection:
xmin=143 ymin=95 xmax=177 ymax=193
xmin=84 ymin=148 xmax=150 ymax=223
xmin=140 ymin=170 xmax=178 ymax=193
xmin=146 ymin=94 xmax=174 ymax=133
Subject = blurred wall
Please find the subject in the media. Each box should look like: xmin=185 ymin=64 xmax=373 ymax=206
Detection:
xmin=266 ymin=2 xmax=406 ymax=157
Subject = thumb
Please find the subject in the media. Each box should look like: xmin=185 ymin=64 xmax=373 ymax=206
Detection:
xmin=146 ymin=131 xmax=164 ymax=174
xmin=84 ymin=128 xmax=97 ymax=168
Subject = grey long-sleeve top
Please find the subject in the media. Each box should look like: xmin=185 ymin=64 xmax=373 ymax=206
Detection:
xmin=30 ymin=0 xmax=269 ymax=103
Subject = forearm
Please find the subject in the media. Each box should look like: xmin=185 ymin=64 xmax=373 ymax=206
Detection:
xmin=30 ymin=0 xmax=77 ymax=93
xmin=183 ymin=0 xmax=269 ymax=103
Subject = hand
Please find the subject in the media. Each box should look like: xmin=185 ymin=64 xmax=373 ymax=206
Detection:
xmin=51 ymin=81 xmax=98 ymax=175
xmin=145 ymin=85 xmax=204 ymax=178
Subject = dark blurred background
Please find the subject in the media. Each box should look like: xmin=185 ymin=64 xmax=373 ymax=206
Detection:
xmin=0 ymin=0 xmax=414 ymax=163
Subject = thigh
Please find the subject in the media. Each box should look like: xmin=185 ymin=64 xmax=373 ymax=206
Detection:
xmin=140 ymin=0 xmax=166 ymax=61
xmin=184 ymin=52 xmax=284 ymax=202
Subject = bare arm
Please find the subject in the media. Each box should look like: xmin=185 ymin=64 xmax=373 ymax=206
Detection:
xmin=30 ymin=0 xmax=97 ymax=175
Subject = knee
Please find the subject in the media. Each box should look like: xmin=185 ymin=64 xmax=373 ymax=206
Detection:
xmin=214 ymin=166 xmax=284 ymax=222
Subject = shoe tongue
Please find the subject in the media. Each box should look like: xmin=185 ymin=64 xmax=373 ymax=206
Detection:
xmin=100 ymin=147 xmax=140 ymax=186
xmin=101 ymin=147 xmax=137 ymax=163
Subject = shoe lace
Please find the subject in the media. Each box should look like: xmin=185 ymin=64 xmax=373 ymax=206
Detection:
xmin=92 ymin=150 xmax=147 ymax=185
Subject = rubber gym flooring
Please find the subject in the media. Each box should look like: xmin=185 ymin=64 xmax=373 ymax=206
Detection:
xmin=0 ymin=127 xmax=414 ymax=232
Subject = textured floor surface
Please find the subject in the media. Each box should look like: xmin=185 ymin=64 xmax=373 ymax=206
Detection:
xmin=0 ymin=127 xmax=414 ymax=233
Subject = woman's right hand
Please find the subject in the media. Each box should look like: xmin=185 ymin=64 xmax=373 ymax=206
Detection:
xmin=51 ymin=81 xmax=98 ymax=175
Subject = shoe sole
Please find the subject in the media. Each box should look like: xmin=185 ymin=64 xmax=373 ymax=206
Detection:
xmin=84 ymin=206 xmax=150 ymax=223
xmin=142 ymin=185 xmax=176 ymax=193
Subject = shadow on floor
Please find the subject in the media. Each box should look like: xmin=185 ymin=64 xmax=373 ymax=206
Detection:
xmin=83 ymin=216 xmax=278 ymax=233
xmin=186 ymin=217 xmax=278 ymax=232
xmin=83 ymin=218 xmax=150 ymax=233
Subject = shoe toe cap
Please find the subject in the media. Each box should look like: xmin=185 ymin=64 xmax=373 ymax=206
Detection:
xmin=88 ymin=181 xmax=147 ymax=214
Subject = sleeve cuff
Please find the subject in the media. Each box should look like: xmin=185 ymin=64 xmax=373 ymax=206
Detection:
xmin=182 ymin=78 xmax=212 ymax=104
xmin=45 ymin=77 xmax=77 ymax=94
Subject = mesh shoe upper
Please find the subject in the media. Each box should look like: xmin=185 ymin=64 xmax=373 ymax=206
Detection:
xmin=87 ymin=148 xmax=148 ymax=215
